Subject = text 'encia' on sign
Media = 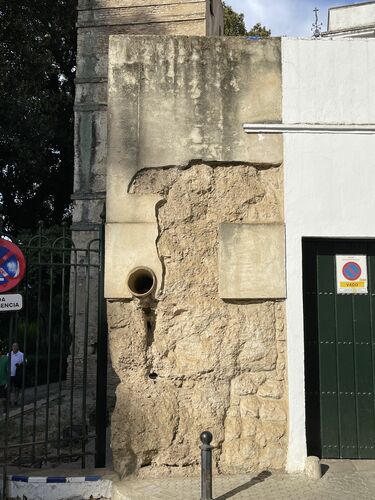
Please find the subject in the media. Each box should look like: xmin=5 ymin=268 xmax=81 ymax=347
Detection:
xmin=0 ymin=294 xmax=23 ymax=312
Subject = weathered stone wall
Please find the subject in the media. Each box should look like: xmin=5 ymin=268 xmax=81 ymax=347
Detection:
xmin=72 ymin=1 xmax=223 ymax=397
xmin=105 ymin=35 xmax=286 ymax=477
xmin=105 ymin=36 xmax=283 ymax=298
xmin=109 ymin=162 xmax=286 ymax=477
xmin=73 ymin=0 xmax=223 ymax=227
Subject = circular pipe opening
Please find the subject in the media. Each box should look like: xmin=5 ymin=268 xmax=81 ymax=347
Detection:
xmin=127 ymin=267 xmax=156 ymax=298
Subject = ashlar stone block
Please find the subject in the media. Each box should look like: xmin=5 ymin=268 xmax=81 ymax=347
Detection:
xmin=219 ymin=223 xmax=286 ymax=300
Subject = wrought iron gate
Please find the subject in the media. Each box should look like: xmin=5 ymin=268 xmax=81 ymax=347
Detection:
xmin=0 ymin=221 xmax=108 ymax=499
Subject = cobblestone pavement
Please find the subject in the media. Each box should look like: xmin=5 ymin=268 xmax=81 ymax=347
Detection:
xmin=113 ymin=460 xmax=375 ymax=500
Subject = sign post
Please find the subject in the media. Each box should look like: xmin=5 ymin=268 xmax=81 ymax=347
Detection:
xmin=0 ymin=239 xmax=26 ymax=310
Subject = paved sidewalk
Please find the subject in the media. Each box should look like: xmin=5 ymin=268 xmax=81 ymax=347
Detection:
xmin=113 ymin=460 xmax=375 ymax=500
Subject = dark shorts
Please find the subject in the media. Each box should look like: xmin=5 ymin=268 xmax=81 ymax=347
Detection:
xmin=11 ymin=375 xmax=21 ymax=389
xmin=0 ymin=385 xmax=7 ymax=399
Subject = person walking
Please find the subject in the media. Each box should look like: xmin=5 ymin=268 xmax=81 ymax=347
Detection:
xmin=10 ymin=342 xmax=24 ymax=406
xmin=0 ymin=346 xmax=8 ymax=415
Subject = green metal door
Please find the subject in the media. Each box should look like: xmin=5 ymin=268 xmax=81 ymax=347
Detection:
xmin=304 ymin=239 xmax=375 ymax=459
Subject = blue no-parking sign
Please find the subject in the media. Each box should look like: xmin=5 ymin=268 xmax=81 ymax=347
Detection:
xmin=336 ymin=255 xmax=368 ymax=294
xmin=0 ymin=239 xmax=26 ymax=293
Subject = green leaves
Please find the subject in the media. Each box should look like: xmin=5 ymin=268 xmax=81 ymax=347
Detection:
xmin=223 ymin=2 xmax=271 ymax=38
xmin=247 ymin=22 xmax=271 ymax=38
xmin=0 ymin=0 xmax=77 ymax=231
xmin=223 ymin=2 xmax=247 ymax=36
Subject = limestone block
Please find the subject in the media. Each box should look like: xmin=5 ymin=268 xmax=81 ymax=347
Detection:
xmin=258 ymin=379 xmax=284 ymax=399
xmin=261 ymin=421 xmax=286 ymax=442
xmin=231 ymin=372 xmax=266 ymax=397
xmin=72 ymin=199 xmax=105 ymax=224
xmin=75 ymin=81 xmax=108 ymax=105
xmin=108 ymin=302 xmax=147 ymax=379
xmin=238 ymin=343 xmax=278 ymax=373
xmin=105 ymin=222 xmax=162 ymax=298
xmin=240 ymin=396 xmax=259 ymax=418
xmin=224 ymin=416 xmax=242 ymax=441
xmin=276 ymin=349 xmax=286 ymax=381
xmin=78 ymin=2 xmax=207 ymax=28
xmin=275 ymin=302 xmax=286 ymax=340
xmin=258 ymin=399 xmax=287 ymax=422
xmin=241 ymin=416 xmax=260 ymax=439
xmin=74 ymin=109 xmax=107 ymax=193
xmin=219 ymin=223 xmax=286 ymax=299
xmin=305 ymin=456 xmax=322 ymax=480
xmin=259 ymin=441 xmax=286 ymax=470
xmin=111 ymin=379 xmax=179 ymax=476
xmin=220 ymin=437 xmax=260 ymax=474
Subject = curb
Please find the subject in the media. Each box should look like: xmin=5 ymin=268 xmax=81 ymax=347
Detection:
xmin=9 ymin=475 xmax=102 ymax=483
xmin=2 ymin=475 xmax=112 ymax=500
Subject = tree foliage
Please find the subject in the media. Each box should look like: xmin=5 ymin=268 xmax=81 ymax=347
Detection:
xmin=247 ymin=22 xmax=271 ymax=38
xmin=223 ymin=2 xmax=271 ymax=38
xmin=0 ymin=0 xmax=77 ymax=232
xmin=223 ymin=2 xmax=247 ymax=36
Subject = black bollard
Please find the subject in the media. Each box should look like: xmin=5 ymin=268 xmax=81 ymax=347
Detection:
xmin=200 ymin=431 xmax=213 ymax=500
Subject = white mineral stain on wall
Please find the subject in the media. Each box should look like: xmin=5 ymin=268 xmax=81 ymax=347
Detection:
xmin=282 ymin=37 xmax=375 ymax=472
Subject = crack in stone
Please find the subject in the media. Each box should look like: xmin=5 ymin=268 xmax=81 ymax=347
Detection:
xmin=155 ymin=199 xmax=167 ymax=295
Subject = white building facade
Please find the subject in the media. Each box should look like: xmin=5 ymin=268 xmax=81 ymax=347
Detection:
xmin=284 ymin=37 xmax=375 ymax=470
xmin=245 ymin=33 xmax=375 ymax=470
xmin=324 ymin=1 xmax=375 ymax=38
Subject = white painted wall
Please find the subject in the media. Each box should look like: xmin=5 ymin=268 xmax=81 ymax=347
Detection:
xmin=283 ymin=38 xmax=375 ymax=125
xmin=282 ymin=38 xmax=375 ymax=471
xmin=328 ymin=2 xmax=375 ymax=32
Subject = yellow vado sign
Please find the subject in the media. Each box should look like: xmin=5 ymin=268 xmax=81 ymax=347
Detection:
xmin=339 ymin=282 xmax=365 ymax=288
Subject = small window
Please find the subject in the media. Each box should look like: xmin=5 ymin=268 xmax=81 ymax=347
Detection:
xmin=210 ymin=0 xmax=214 ymax=16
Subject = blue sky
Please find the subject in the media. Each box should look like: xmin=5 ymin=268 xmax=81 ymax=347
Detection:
xmin=224 ymin=0 xmax=367 ymax=37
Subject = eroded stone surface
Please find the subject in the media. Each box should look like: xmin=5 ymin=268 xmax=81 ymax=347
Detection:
xmin=108 ymin=163 xmax=287 ymax=477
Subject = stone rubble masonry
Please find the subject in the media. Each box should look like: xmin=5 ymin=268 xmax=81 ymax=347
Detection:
xmin=106 ymin=35 xmax=287 ymax=477
xmin=104 ymin=33 xmax=285 ymax=479
xmin=108 ymin=162 xmax=287 ymax=477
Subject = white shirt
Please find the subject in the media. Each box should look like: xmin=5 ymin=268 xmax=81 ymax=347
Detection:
xmin=10 ymin=351 xmax=24 ymax=377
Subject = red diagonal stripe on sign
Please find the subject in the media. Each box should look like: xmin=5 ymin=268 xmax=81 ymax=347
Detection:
xmin=0 ymin=250 xmax=16 ymax=279
xmin=0 ymin=250 xmax=12 ymax=268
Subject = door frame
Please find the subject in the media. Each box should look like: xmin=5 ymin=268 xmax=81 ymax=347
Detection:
xmin=302 ymin=237 xmax=375 ymax=459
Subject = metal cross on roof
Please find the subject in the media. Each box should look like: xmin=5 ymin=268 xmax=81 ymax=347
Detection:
xmin=312 ymin=7 xmax=323 ymax=38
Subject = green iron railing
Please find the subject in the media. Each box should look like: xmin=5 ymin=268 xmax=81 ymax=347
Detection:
xmin=0 ymin=218 xmax=108 ymax=499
